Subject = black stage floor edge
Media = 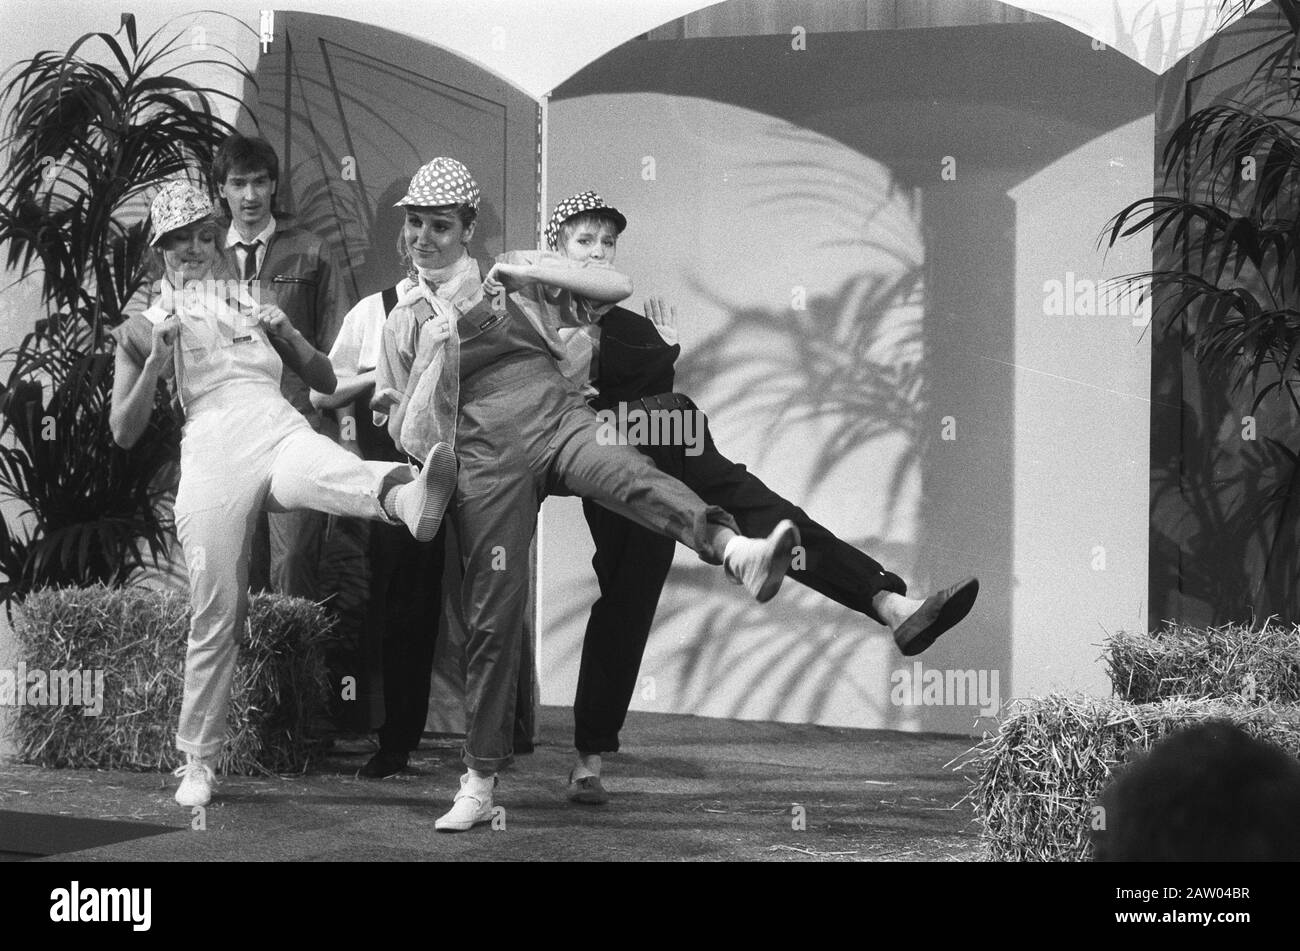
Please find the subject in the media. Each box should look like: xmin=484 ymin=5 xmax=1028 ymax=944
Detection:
xmin=0 ymin=860 xmax=1284 ymax=937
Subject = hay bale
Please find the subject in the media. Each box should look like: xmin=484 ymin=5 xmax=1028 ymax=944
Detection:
xmin=958 ymin=693 xmax=1300 ymax=862
xmin=1105 ymin=622 xmax=1300 ymax=703
xmin=8 ymin=584 xmax=335 ymax=775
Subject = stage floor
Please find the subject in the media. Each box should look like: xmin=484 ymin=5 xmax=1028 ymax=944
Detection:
xmin=0 ymin=707 xmax=979 ymax=861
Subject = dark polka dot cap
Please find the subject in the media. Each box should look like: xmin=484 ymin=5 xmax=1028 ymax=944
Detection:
xmin=545 ymin=190 xmax=627 ymax=250
xmin=395 ymin=157 xmax=481 ymax=209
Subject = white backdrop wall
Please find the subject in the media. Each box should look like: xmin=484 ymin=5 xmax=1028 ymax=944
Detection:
xmin=540 ymin=18 xmax=1154 ymax=735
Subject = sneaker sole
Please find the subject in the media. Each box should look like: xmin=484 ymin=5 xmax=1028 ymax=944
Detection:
xmin=413 ymin=442 xmax=457 ymax=543
xmin=434 ymin=813 xmax=492 ymax=832
xmin=755 ymin=520 xmax=801 ymax=603
xmin=175 ymin=790 xmax=212 ymax=808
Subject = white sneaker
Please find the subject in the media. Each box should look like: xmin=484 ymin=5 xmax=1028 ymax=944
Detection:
xmin=393 ymin=442 xmax=457 ymax=542
xmin=173 ymin=754 xmax=216 ymax=807
xmin=724 ymin=519 xmax=801 ymax=603
xmin=435 ymin=773 xmax=495 ymax=832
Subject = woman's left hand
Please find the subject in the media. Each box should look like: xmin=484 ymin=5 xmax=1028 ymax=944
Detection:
xmin=253 ymin=304 xmax=298 ymax=342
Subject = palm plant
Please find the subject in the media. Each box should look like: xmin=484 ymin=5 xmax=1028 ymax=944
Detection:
xmin=1106 ymin=0 xmax=1300 ymax=619
xmin=0 ymin=15 xmax=253 ymax=609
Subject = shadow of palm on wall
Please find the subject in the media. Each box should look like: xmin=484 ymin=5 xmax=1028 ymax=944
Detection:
xmin=552 ymin=219 xmax=929 ymax=723
xmin=560 ymin=143 xmax=931 ymax=724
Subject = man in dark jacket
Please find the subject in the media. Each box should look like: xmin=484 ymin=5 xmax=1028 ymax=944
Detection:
xmin=213 ymin=133 xmax=352 ymax=598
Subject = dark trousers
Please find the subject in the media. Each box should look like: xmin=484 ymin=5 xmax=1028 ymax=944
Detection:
xmin=249 ymin=509 xmax=328 ymax=597
xmin=368 ymin=520 xmax=446 ymax=753
xmin=573 ymin=395 xmax=908 ymax=754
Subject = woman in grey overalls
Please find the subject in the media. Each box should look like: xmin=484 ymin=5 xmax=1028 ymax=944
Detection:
xmin=378 ymin=160 xmax=800 ymax=832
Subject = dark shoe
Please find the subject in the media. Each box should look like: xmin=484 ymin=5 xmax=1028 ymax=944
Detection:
xmin=359 ymin=749 xmax=409 ymax=779
xmin=566 ymin=771 xmax=609 ymax=805
xmin=892 ymin=577 xmax=980 ymax=656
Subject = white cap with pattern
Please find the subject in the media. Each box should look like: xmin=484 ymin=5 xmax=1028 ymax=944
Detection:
xmin=148 ymin=180 xmax=216 ymax=245
xmin=395 ymin=157 xmax=481 ymax=209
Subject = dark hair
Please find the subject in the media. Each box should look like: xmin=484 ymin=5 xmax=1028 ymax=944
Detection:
xmin=454 ymin=204 xmax=477 ymax=228
xmin=1094 ymin=720 xmax=1300 ymax=861
xmin=212 ymin=133 xmax=280 ymax=187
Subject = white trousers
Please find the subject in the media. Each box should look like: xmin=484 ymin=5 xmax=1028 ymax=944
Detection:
xmin=173 ymin=386 xmax=409 ymax=757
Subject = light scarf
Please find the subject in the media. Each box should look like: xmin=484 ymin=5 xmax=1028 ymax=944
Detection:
xmin=397 ymin=251 xmax=483 ymax=460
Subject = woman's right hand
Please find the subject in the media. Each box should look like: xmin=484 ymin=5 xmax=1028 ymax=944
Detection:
xmin=416 ymin=313 xmax=451 ymax=362
xmin=147 ymin=316 xmax=179 ymax=367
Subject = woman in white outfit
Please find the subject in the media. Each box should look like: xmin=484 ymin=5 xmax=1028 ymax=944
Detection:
xmin=110 ymin=181 xmax=455 ymax=807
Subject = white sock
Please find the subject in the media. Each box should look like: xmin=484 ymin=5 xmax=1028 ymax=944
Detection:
xmin=378 ymin=470 xmax=412 ymax=521
xmin=573 ymin=753 xmax=601 ymax=780
xmin=876 ymin=592 xmax=927 ymax=629
xmin=722 ymin=536 xmax=753 ymax=585
xmin=380 ymin=484 xmax=400 ymax=520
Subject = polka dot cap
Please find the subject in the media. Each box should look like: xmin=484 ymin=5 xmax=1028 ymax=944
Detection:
xmin=148 ymin=180 xmax=216 ymax=245
xmin=395 ymin=157 xmax=481 ymax=209
xmin=545 ymin=191 xmax=627 ymax=250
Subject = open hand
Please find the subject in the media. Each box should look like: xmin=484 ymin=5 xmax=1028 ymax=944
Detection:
xmin=644 ymin=297 xmax=678 ymax=332
xmin=644 ymin=297 xmax=680 ymax=344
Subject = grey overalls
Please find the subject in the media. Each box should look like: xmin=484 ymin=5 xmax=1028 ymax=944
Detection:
xmin=449 ymin=296 xmax=740 ymax=771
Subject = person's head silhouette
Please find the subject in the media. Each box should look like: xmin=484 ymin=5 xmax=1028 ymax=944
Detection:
xmin=1095 ymin=720 xmax=1300 ymax=861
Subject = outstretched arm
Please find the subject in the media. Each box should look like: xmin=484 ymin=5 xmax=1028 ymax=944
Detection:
xmin=311 ymin=370 xmax=376 ymax=411
xmin=483 ymin=256 xmax=632 ymax=305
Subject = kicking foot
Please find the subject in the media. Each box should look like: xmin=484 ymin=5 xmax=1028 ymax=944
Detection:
xmin=390 ymin=442 xmax=457 ymax=542
xmin=724 ymin=520 xmax=801 ymax=603
xmin=173 ymin=754 xmax=216 ymax=807
xmin=435 ymin=773 xmax=496 ymax=832
xmin=891 ymin=577 xmax=980 ymax=656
